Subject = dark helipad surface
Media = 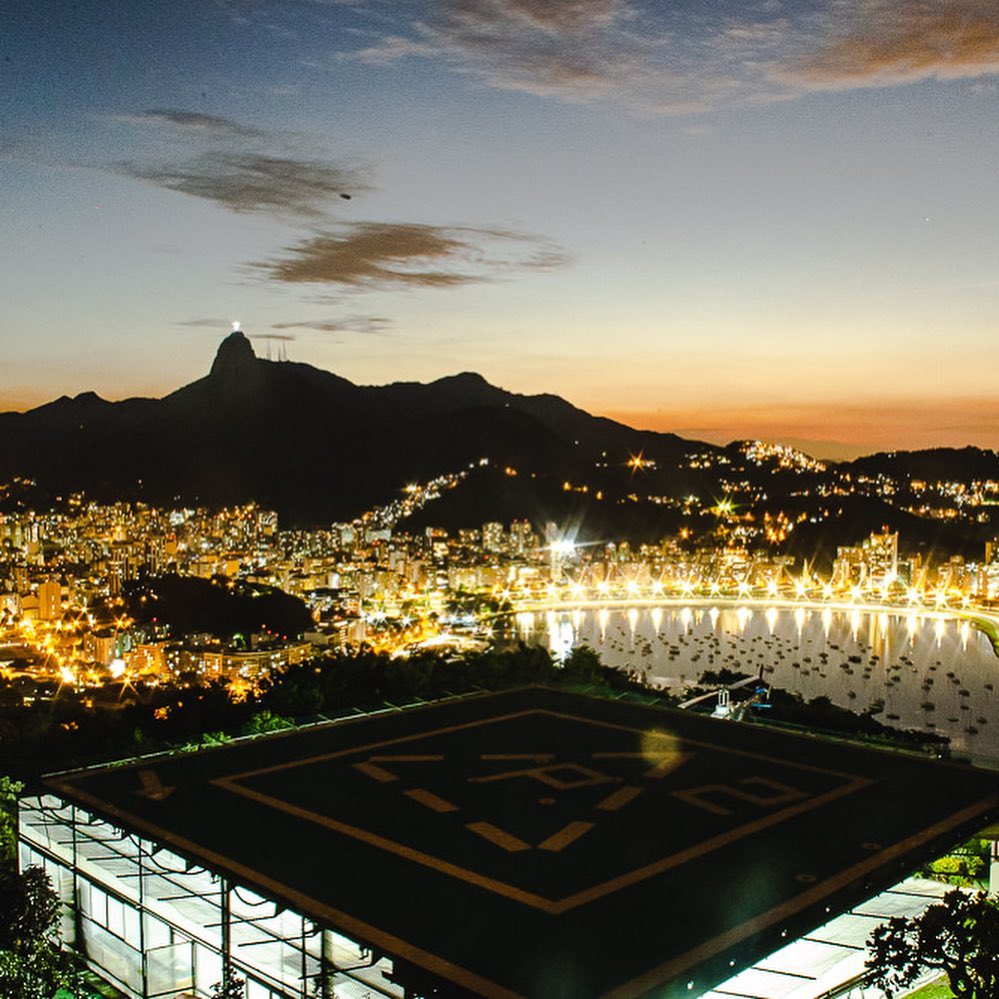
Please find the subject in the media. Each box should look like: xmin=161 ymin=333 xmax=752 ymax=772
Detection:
xmin=48 ymin=687 xmax=999 ymax=997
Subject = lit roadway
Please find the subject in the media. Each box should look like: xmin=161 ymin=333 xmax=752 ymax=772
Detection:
xmin=505 ymin=591 xmax=999 ymax=644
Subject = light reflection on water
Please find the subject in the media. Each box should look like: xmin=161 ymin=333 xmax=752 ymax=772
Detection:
xmin=518 ymin=605 xmax=999 ymax=764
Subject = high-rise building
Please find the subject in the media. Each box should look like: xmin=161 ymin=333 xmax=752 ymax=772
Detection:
xmin=510 ymin=520 xmax=534 ymax=556
xmin=37 ymin=579 xmax=62 ymax=621
xmin=862 ymin=528 xmax=898 ymax=584
xmin=482 ymin=522 xmax=503 ymax=553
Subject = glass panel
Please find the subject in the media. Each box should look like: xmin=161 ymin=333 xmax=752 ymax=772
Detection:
xmin=123 ymin=903 xmax=141 ymax=949
xmin=194 ymin=942 xmax=223 ymax=996
xmin=82 ymin=918 xmax=142 ymax=993
xmin=87 ymin=884 xmax=108 ymax=925
xmin=144 ymin=911 xmax=172 ymax=949
xmin=246 ymin=978 xmax=273 ymax=999
xmin=107 ymin=894 xmax=125 ymax=937
xmin=147 ymin=940 xmax=194 ymax=998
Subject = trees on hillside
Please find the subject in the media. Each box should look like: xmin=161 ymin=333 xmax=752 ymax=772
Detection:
xmin=866 ymin=888 xmax=999 ymax=997
xmin=0 ymin=775 xmax=78 ymax=997
xmin=0 ymin=865 xmax=76 ymax=998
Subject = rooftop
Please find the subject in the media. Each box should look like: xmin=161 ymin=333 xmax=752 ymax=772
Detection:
xmin=48 ymin=687 xmax=999 ymax=998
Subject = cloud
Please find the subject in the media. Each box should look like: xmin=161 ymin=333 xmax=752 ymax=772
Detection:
xmin=114 ymin=109 xmax=368 ymax=218
xmin=175 ymin=317 xmax=235 ymax=329
xmin=113 ymin=109 xmax=266 ymax=140
xmin=345 ymin=0 xmax=999 ymax=111
xmin=113 ymin=107 xmax=566 ymax=306
xmin=272 ymin=315 xmax=392 ymax=334
xmin=254 ymin=222 xmax=568 ymax=288
xmin=122 ymin=151 xmax=363 ymax=217
xmin=348 ymin=0 xmax=799 ymax=110
xmin=789 ymin=0 xmax=999 ymax=86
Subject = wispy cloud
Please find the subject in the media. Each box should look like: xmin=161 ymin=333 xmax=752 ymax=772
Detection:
xmin=344 ymin=0 xmax=999 ymax=111
xmin=254 ymin=222 xmax=568 ymax=288
xmin=122 ymin=151 xmax=362 ymax=217
xmin=348 ymin=0 xmax=798 ymax=111
xmin=272 ymin=315 xmax=392 ymax=334
xmin=112 ymin=108 xmax=567 ymax=302
xmin=174 ymin=317 xmax=235 ymax=329
xmin=113 ymin=109 xmax=367 ymax=219
xmin=113 ymin=109 xmax=267 ymax=140
xmin=788 ymin=1 xmax=999 ymax=87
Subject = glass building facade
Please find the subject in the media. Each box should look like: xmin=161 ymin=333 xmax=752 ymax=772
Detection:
xmin=18 ymin=792 xmax=404 ymax=999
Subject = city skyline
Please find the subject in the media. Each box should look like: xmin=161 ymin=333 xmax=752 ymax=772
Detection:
xmin=4 ymin=1 xmax=999 ymax=458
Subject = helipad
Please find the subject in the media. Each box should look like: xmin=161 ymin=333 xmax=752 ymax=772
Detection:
xmin=43 ymin=687 xmax=999 ymax=997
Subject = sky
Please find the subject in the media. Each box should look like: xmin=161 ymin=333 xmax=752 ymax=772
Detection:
xmin=2 ymin=0 xmax=998 ymax=459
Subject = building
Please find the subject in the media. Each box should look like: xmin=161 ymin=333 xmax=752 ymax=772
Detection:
xmin=201 ymin=641 xmax=313 ymax=682
xmin=481 ymin=522 xmax=503 ymax=554
xmin=20 ymin=688 xmax=998 ymax=999
xmin=862 ymin=528 xmax=899 ymax=586
xmin=37 ymin=578 xmax=63 ymax=621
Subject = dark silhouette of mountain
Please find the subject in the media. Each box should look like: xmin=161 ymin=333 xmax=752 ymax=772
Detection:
xmin=850 ymin=446 xmax=999 ymax=482
xmin=4 ymin=332 xmax=996 ymax=559
xmin=0 ymin=332 xmax=723 ymax=526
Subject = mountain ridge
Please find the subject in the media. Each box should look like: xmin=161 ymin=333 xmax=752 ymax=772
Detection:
xmin=0 ymin=333 xmax=719 ymax=526
xmin=1 ymin=333 xmax=996 ymax=555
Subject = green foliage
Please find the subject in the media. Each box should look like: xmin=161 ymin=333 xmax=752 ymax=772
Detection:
xmin=0 ymin=775 xmax=23 ymax=868
xmin=258 ymin=643 xmax=646 ymax=721
xmin=242 ymin=709 xmax=293 ymax=736
xmin=0 ymin=644 xmax=668 ymax=773
xmin=866 ymin=889 xmax=999 ymax=997
xmin=903 ymin=980 xmax=956 ymax=998
xmin=125 ymin=573 xmax=313 ymax=640
xmin=561 ymin=645 xmax=604 ymax=684
xmin=919 ymin=838 xmax=990 ymax=889
xmin=924 ymin=855 xmax=986 ymax=888
xmin=210 ymin=970 xmax=245 ymax=998
xmin=0 ymin=866 xmax=77 ymax=998
xmin=764 ymin=689 xmax=949 ymax=752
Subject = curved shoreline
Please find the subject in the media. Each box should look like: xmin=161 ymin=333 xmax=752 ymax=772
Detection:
xmin=506 ymin=597 xmax=999 ymax=651
xmin=507 ymin=598 xmax=999 ymax=765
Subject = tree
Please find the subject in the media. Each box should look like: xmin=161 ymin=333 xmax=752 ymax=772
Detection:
xmin=0 ymin=776 xmax=23 ymax=867
xmin=562 ymin=644 xmax=604 ymax=684
xmin=0 ymin=865 xmax=76 ymax=998
xmin=866 ymin=888 xmax=999 ymax=997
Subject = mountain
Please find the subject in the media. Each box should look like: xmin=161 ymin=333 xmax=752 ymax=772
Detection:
xmin=850 ymin=447 xmax=999 ymax=483
xmin=0 ymin=332 xmax=724 ymax=528
xmin=2 ymin=333 xmax=997 ymax=559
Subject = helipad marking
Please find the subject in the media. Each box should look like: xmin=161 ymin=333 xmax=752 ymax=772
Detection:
xmin=209 ymin=708 xmax=873 ymax=913
xmin=467 ymin=821 xmax=530 ymax=852
xmin=672 ymin=776 xmax=809 ymax=817
xmin=405 ymin=788 xmax=459 ymax=813
xmin=467 ymin=760 xmax=617 ymax=791
xmin=49 ymin=774 xmax=998 ymax=999
xmin=538 ymin=821 xmax=594 ymax=852
xmin=352 ymin=762 xmax=397 ymax=783
xmin=597 ymin=786 xmax=643 ymax=812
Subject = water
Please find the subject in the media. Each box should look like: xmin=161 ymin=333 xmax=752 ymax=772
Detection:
xmin=516 ymin=603 xmax=999 ymax=764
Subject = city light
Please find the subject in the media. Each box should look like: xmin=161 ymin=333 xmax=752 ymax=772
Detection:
xmin=0 ymin=481 xmax=995 ymax=702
